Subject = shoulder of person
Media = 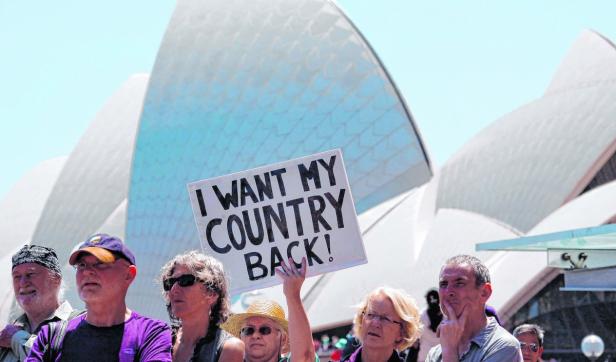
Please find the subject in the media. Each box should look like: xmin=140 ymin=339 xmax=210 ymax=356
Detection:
xmin=424 ymin=344 xmax=442 ymax=361
xmin=491 ymin=324 xmax=521 ymax=347
xmin=482 ymin=326 xmax=522 ymax=361
xmin=223 ymin=337 xmax=244 ymax=351
xmin=127 ymin=312 xmax=171 ymax=331
xmin=219 ymin=337 xmax=244 ymax=362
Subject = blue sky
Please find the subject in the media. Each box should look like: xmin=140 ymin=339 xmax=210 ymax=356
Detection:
xmin=2 ymin=1 xmax=616 ymax=200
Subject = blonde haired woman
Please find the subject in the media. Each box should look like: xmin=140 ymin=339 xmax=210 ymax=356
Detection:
xmin=343 ymin=287 xmax=421 ymax=362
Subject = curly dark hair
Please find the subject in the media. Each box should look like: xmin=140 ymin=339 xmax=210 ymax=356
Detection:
xmin=160 ymin=251 xmax=231 ymax=339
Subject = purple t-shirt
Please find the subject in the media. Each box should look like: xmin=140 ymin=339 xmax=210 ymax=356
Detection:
xmin=26 ymin=311 xmax=172 ymax=362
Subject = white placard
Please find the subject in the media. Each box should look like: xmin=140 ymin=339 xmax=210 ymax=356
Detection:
xmin=187 ymin=149 xmax=367 ymax=295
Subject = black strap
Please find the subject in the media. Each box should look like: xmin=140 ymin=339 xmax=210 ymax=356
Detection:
xmin=0 ymin=347 xmax=10 ymax=361
xmin=46 ymin=310 xmax=86 ymax=358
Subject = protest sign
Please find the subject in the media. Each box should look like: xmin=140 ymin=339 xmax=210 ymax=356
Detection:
xmin=187 ymin=149 xmax=367 ymax=294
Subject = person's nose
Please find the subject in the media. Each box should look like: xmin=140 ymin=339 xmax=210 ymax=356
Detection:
xmin=366 ymin=317 xmax=383 ymax=328
xmin=440 ymin=285 xmax=454 ymax=297
xmin=17 ymin=275 xmax=30 ymax=287
xmin=169 ymin=281 xmax=183 ymax=294
xmin=80 ymin=265 xmax=97 ymax=275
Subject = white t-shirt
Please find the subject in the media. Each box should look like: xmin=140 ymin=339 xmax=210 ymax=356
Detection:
xmin=418 ymin=310 xmax=440 ymax=362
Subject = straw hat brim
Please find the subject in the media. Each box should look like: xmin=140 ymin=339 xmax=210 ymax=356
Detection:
xmin=222 ymin=312 xmax=289 ymax=338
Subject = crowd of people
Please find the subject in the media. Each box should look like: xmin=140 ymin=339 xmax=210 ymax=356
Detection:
xmin=0 ymin=233 xmax=546 ymax=362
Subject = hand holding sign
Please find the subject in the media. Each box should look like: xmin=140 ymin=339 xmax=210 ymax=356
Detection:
xmin=187 ymin=149 xmax=367 ymax=295
xmin=276 ymin=257 xmax=306 ymax=298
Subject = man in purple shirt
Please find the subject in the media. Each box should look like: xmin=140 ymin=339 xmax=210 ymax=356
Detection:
xmin=27 ymin=234 xmax=172 ymax=362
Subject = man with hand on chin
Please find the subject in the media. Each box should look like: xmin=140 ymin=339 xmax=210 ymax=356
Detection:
xmin=426 ymin=255 xmax=521 ymax=362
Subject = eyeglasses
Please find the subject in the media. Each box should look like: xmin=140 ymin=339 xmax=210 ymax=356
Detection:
xmin=363 ymin=311 xmax=402 ymax=327
xmin=519 ymin=342 xmax=539 ymax=352
xmin=163 ymin=274 xmax=200 ymax=291
xmin=240 ymin=326 xmax=275 ymax=337
xmin=74 ymin=260 xmax=114 ymax=272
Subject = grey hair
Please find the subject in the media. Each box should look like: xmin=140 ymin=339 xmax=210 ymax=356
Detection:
xmin=43 ymin=268 xmax=64 ymax=300
xmin=443 ymin=254 xmax=491 ymax=286
xmin=513 ymin=324 xmax=545 ymax=346
xmin=56 ymin=276 xmax=66 ymax=302
xmin=159 ymin=250 xmax=231 ymax=329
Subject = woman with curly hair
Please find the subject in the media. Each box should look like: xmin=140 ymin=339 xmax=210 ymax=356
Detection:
xmin=160 ymin=251 xmax=244 ymax=362
xmin=343 ymin=287 xmax=421 ymax=362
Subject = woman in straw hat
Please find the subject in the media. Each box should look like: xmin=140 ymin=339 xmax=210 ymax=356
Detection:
xmin=222 ymin=258 xmax=316 ymax=362
xmin=160 ymin=251 xmax=244 ymax=362
xmin=342 ymin=287 xmax=421 ymax=362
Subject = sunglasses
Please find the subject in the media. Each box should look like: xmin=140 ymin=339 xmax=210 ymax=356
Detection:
xmin=519 ymin=342 xmax=539 ymax=353
xmin=163 ymin=274 xmax=199 ymax=291
xmin=240 ymin=326 xmax=275 ymax=337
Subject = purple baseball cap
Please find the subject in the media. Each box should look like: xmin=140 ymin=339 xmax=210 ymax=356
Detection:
xmin=69 ymin=233 xmax=136 ymax=266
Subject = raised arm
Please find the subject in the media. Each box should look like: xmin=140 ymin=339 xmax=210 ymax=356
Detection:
xmin=276 ymin=258 xmax=315 ymax=362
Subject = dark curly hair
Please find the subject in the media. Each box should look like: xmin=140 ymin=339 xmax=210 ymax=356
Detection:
xmin=425 ymin=289 xmax=442 ymax=333
xmin=160 ymin=251 xmax=231 ymax=339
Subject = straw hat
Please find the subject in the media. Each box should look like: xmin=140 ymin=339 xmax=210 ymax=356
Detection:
xmin=222 ymin=299 xmax=289 ymax=338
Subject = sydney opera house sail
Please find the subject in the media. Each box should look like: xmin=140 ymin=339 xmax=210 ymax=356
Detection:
xmin=125 ymin=0 xmax=431 ymax=317
xmin=30 ymin=75 xmax=149 ymax=264
xmin=436 ymin=30 xmax=616 ymax=233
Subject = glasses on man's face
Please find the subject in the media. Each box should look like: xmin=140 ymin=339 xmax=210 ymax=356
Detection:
xmin=74 ymin=260 xmax=114 ymax=272
xmin=163 ymin=274 xmax=199 ymax=291
xmin=363 ymin=311 xmax=402 ymax=327
xmin=240 ymin=326 xmax=275 ymax=337
xmin=519 ymin=342 xmax=539 ymax=352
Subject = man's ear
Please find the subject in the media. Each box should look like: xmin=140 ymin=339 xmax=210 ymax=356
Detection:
xmin=280 ymin=332 xmax=290 ymax=355
xmin=127 ymin=265 xmax=137 ymax=281
xmin=480 ymin=282 xmax=492 ymax=301
xmin=204 ymin=291 xmax=219 ymax=305
xmin=51 ymin=273 xmax=62 ymax=287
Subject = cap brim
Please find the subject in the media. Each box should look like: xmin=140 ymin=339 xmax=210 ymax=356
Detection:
xmin=221 ymin=312 xmax=288 ymax=338
xmin=69 ymin=247 xmax=115 ymax=265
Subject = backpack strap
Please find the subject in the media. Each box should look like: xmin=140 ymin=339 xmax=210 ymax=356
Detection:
xmin=0 ymin=348 xmax=10 ymax=361
xmin=46 ymin=310 xmax=86 ymax=357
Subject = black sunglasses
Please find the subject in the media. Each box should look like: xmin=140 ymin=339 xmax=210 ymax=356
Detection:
xmin=240 ymin=326 xmax=274 ymax=337
xmin=163 ymin=274 xmax=199 ymax=291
